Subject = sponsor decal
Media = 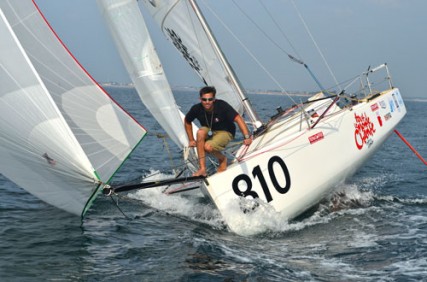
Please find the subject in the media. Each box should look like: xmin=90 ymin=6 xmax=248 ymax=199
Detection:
xmin=389 ymin=98 xmax=395 ymax=113
xmin=396 ymin=91 xmax=404 ymax=106
xmin=379 ymin=100 xmax=387 ymax=109
xmin=370 ymin=102 xmax=382 ymax=127
xmin=371 ymin=103 xmax=379 ymax=111
xmin=354 ymin=112 xmax=376 ymax=150
xmin=165 ymin=28 xmax=204 ymax=80
xmin=384 ymin=112 xmax=392 ymax=121
xmin=377 ymin=115 xmax=383 ymax=127
xmin=392 ymin=93 xmax=400 ymax=112
xmin=308 ymin=132 xmax=324 ymax=144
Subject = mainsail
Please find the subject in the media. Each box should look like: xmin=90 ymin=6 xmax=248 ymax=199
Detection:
xmin=0 ymin=1 xmax=146 ymax=217
xmin=96 ymin=0 xmax=189 ymax=148
xmin=139 ymin=0 xmax=262 ymax=128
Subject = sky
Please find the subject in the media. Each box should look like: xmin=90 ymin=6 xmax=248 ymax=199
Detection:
xmin=35 ymin=0 xmax=427 ymax=98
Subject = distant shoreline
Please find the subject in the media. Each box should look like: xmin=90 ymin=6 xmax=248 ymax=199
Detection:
xmin=100 ymin=83 xmax=312 ymax=97
xmin=100 ymin=83 xmax=134 ymax=89
xmin=100 ymin=83 xmax=425 ymax=100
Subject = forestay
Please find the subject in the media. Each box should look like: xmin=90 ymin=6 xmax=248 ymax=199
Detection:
xmin=0 ymin=1 xmax=146 ymax=217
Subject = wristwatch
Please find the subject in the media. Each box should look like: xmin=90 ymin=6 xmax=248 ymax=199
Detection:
xmin=244 ymin=134 xmax=250 ymax=139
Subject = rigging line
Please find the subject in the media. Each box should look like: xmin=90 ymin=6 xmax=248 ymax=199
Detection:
xmin=338 ymin=74 xmax=360 ymax=92
xmin=239 ymin=129 xmax=308 ymax=163
xmin=156 ymin=133 xmax=177 ymax=175
xmin=256 ymin=0 xmax=303 ymax=60
xmin=231 ymin=0 xmax=293 ymax=58
xmin=230 ymin=0 xmax=328 ymax=94
xmin=310 ymin=95 xmax=340 ymax=129
xmin=290 ymin=0 xmax=342 ymax=93
xmin=200 ymin=0 xmax=298 ymax=105
xmin=109 ymin=194 xmax=131 ymax=219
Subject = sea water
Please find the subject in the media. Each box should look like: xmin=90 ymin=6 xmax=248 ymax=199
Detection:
xmin=1 ymin=87 xmax=426 ymax=281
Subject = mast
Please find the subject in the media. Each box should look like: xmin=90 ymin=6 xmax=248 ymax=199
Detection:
xmin=188 ymin=0 xmax=263 ymax=129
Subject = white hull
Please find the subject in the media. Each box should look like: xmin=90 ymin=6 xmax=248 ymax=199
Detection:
xmin=203 ymin=88 xmax=406 ymax=234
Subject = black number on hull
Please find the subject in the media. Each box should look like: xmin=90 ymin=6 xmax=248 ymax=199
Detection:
xmin=232 ymin=155 xmax=291 ymax=202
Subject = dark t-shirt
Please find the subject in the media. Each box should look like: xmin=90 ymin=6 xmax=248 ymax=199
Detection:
xmin=185 ymin=99 xmax=238 ymax=137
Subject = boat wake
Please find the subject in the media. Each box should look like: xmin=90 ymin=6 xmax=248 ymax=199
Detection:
xmin=127 ymin=170 xmax=226 ymax=229
xmin=322 ymin=183 xmax=375 ymax=213
xmin=126 ymin=170 xmax=412 ymax=236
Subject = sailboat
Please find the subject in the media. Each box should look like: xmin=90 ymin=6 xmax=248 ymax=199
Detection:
xmin=96 ymin=0 xmax=406 ymax=233
xmin=0 ymin=1 xmax=146 ymax=218
xmin=0 ymin=0 xmax=407 ymax=235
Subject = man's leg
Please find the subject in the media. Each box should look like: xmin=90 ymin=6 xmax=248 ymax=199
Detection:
xmin=205 ymin=131 xmax=233 ymax=173
xmin=194 ymin=128 xmax=208 ymax=176
xmin=208 ymin=148 xmax=227 ymax=172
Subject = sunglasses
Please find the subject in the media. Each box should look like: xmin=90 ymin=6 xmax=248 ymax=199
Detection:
xmin=201 ymin=98 xmax=215 ymax=102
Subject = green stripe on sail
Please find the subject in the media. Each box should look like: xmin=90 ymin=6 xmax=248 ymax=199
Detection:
xmin=80 ymin=133 xmax=147 ymax=220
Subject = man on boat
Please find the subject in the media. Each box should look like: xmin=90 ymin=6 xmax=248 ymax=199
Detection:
xmin=184 ymin=86 xmax=252 ymax=176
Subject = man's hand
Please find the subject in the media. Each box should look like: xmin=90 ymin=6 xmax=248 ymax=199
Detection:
xmin=243 ymin=136 xmax=252 ymax=146
xmin=188 ymin=140 xmax=197 ymax=147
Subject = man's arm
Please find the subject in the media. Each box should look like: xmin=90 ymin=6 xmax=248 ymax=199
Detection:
xmin=184 ymin=118 xmax=196 ymax=147
xmin=234 ymin=115 xmax=252 ymax=146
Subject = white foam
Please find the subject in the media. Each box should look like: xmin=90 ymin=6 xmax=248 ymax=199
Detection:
xmin=126 ymin=171 xmax=425 ymax=236
xmin=127 ymin=170 xmax=225 ymax=228
xmin=388 ymin=258 xmax=427 ymax=277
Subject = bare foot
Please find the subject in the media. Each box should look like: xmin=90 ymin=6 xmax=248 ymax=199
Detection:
xmin=217 ymin=156 xmax=227 ymax=173
xmin=192 ymin=168 xmax=207 ymax=177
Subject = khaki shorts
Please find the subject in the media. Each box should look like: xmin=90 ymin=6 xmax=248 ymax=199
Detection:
xmin=201 ymin=127 xmax=233 ymax=151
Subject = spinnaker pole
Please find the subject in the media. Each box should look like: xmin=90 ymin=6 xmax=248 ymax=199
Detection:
xmin=103 ymin=175 xmax=206 ymax=194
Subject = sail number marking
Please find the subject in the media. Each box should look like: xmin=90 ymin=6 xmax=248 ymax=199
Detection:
xmin=232 ymin=156 xmax=291 ymax=202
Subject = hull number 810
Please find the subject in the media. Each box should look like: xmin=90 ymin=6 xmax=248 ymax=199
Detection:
xmin=231 ymin=155 xmax=291 ymax=202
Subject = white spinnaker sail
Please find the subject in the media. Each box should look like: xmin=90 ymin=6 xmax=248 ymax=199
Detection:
xmin=0 ymin=1 xmax=146 ymax=216
xmin=96 ymin=0 xmax=188 ymax=148
xmin=139 ymin=0 xmax=246 ymax=115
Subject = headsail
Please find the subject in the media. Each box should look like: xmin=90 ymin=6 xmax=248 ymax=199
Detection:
xmin=139 ymin=0 xmax=262 ymax=128
xmin=0 ymin=1 xmax=146 ymax=217
xmin=96 ymin=0 xmax=189 ymax=148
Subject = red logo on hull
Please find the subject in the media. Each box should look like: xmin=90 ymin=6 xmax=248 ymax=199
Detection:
xmin=371 ymin=103 xmax=379 ymax=111
xmin=354 ymin=113 xmax=376 ymax=150
xmin=309 ymin=132 xmax=324 ymax=144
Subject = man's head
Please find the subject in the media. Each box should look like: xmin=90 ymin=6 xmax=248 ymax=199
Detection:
xmin=199 ymin=86 xmax=216 ymax=111
xmin=199 ymin=86 xmax=216 ymax=97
